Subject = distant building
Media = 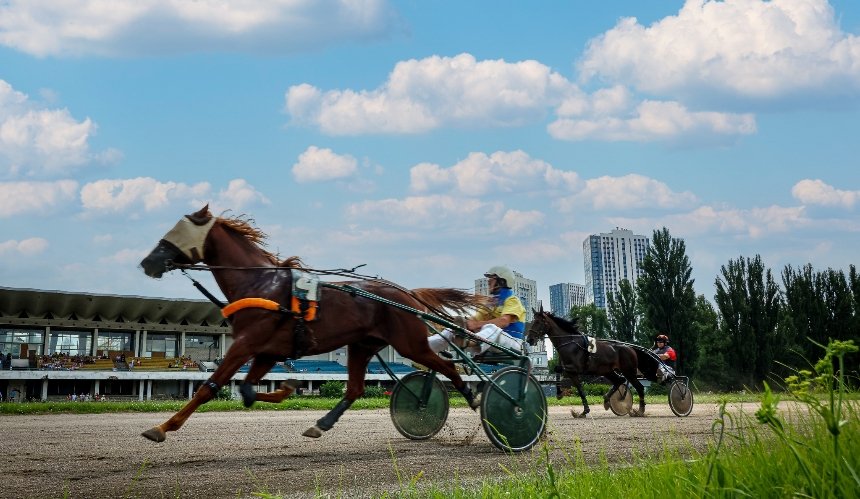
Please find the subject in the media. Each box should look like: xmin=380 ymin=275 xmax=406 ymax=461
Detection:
xmin=548 ymin=282 xmax=587 ymax=317
xmin=475 ymin=269 xmax=537 ymax=323
xmin=583 ymin=228 xmax=650 ymax=309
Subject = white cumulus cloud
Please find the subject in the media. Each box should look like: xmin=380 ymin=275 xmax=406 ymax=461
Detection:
xmin=80 ymin=177 xmax=211 ymax=213
xmin=410 ymin=150 xmax=579 ymax=196
xmin=210 ymin=178 xmax=270 ymax=211
xmin=578 ymin=174 xmax=698 ymax=210
xmin=499 ymin=209 xmax=544 ymax=235
xmin=347 ymin=194 xmax=500 ymax=229
xmin=0 ymin=237 xmax=48 ymax=256
xmin=291 ymin=146 xmax=358 ymax=183
xmin=549 ymin=99 xmax=756 ymax=142
xmin=578 ymin=0 xmax=860 ymax=100
xmin=792 ymin=179 xmax=859 ymax=208
xmin=0 ymin=180 xmax=78 ymax=217
xmin=0 ymin=80 xmax=118 ymax=178
xmin=286 ymin=53 xmax=575 ymax=135
xmin=0 ymin=0 xmax=401 ymax=57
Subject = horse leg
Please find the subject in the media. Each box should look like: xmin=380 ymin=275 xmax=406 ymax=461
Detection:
xmin=408 ymin=344 xmax=479 ymax=409
xmin=627 ymin=378 xmax=647 ymax=417
xmin=141 ymin=342 xmax=253 ymax=442
xmin=602 ymin=371 xmax=626 ymax=411
xmin=238 ymin=355 xmax=299 ymax=407
xmin=302 ymin=342 xmax=378 ymax=438
xmin=568 ymin=374 xmax=589 ymax=418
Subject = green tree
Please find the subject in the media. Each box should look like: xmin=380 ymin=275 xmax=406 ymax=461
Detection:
xmin=635 ymin=227 xmax=697 ymax=374
xmin=691 ymin=295 xmax=731 ymax=389
xmin=782 ymin=264 xmax=859 ymax=375
xmin=569 ymin=303 xmax=610 ymax=338
xmin=607 ymin=279 xmax=638 ymax=342
xmin=714 ymin=255 xmax=781 ymax=388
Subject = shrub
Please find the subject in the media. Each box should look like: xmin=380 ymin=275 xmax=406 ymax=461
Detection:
xmin=319 ymin=380 xmax=345 ymax=398
xmin=215 ymin=385 xmax=233 ymax=400
xmin=362 ymin=385 xmax=387 ymax=398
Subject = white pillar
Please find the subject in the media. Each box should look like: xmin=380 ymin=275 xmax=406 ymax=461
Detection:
xmin=92 ymin=328 xmax=99 ymax=356
xmin=138 ymin=380 xmax=145 ymax=401
xmin=187 ymin=381 xmax=194 ymax=399
xmin=219 ymin=333 xmax=226 ymax=358
xmin=146 ymin=380 xmax=152 ymax=400
xmin=141 ymin=331 xmax=148 ymax=357
xmin=94 ymin=380 xmax=100 ymax=395
xmin=134 ymin=330 xmax=141 ymax=356
xmin=41 ymin=379 xmax=48 ymax=401
xmin=180 ymin=332 xmax=186 ymax=356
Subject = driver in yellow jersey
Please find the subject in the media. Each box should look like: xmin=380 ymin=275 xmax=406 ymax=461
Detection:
xmin=428 ymin=266 xmax=526 ymax=356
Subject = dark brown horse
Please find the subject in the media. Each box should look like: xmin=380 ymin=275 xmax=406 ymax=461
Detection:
xmin=138 ymin=205 xmax=489 ymax=442
xmin=526 ymin=308 xmax=654 ymax=417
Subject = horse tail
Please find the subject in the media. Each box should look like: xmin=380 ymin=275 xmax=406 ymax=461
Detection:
xmin=409 ymin=288 xmax=492 ymax=321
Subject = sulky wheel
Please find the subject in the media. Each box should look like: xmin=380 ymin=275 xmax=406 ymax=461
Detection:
xmin=668 ymin=379 xmax=694 ymax=417
xmin=608 ymin=383 xmax=633 ymax=416
xmin=480 ymin=366 xmax=547 ymax=453
xmin=390 ymin=371 xmax=449 ymax=440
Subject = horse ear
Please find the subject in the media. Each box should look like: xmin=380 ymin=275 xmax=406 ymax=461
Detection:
xmin=187 ymin=204 xmax=212 ymax=225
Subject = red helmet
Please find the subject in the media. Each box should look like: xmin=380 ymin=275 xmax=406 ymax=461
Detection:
xmin=656 ymin=334 xmax=669 ymax=343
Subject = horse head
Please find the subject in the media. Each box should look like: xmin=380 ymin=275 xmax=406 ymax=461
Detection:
xmin=525 ymin=309 xmax=552 ymax=346
xmin=140 ymin=205 xmax=214 ymax=278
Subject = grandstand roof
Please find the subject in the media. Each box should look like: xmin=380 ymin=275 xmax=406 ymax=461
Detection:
xmin=0 ymin=286 xmax=227 ymax=327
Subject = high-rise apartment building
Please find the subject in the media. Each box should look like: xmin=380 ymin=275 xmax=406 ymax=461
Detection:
xmin=548 ymin=282 xmax=587 ymax=317
xmin=583 ymin=228 xmax=650 ymax=309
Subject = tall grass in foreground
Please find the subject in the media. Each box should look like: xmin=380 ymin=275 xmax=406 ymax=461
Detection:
xmin=259 ymin=340 xmax=859 ymax=499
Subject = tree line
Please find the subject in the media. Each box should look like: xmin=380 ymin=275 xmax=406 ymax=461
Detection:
xmin=564 ymin=227 xmax=859 ymax=391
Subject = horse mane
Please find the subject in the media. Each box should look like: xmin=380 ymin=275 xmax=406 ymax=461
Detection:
xmin=545 ymin=312 xmax=580 ymax=335
xmin=216 ymin=215 xmax=304 ymax=268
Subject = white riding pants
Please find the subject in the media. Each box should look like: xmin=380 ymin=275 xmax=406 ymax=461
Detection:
xmin=427 ymin=324 xmax=523 ymax=355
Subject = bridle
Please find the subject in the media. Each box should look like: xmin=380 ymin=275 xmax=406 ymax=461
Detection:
xmin=528 ymin=313 xmax=589 ymax=351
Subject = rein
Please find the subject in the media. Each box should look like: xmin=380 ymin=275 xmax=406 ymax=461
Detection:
xmin=174 ymin=261 xmax=464 ymax=325
xmin=170 ymin=261 xmax=380 ymax=281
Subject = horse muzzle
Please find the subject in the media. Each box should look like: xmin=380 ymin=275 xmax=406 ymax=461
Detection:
xmin=140 ymin=240 xmax=183 ymax=278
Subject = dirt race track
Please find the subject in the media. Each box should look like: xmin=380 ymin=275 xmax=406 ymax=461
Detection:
xmin=3 ymin=402 xmax=761 ymax=499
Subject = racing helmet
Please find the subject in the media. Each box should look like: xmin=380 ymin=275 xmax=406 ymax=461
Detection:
xmin=484 ymin=265 xmax=515 ymax=289
xmin=656 ymin=334 xmax=669 ymax=343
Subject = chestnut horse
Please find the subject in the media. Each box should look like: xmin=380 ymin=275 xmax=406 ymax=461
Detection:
xmin=526 ymin=308 xmax=654 ymax=417
xmin=138 ymin=205 xmax=489 ymax=442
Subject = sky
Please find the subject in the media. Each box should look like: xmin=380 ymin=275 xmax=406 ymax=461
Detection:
xmin=1 ymin=0 xmax=859 ymax=309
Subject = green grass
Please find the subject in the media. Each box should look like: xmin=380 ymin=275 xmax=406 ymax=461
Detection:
xmin=0 ymin=391 xmax=759 ymax=415
xmin=262 ymin=340 xmax=860 ymax=499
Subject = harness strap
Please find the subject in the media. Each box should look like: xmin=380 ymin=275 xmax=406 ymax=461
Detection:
xmin=221 ymin=298 xmax=284 ymax=317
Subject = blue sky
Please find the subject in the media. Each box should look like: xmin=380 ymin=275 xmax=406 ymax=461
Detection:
xmin=1 ymin=0 xmax=858 ymax=308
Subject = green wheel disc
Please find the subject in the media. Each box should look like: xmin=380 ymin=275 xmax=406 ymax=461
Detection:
xmin=390 ymin=371 xmax=449 ymax=440
xmin=480 ymin=366 xmax=547 ymax=452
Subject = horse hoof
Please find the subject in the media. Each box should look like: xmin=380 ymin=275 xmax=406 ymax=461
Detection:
xmin=469 ymin=395 xmax=481 ymax=411
xmin=570 ymin=409 xmax=579 ymax=417
xmin=579 ymin=409 xmax=590 ymax=419
xmin=603 ymin=399 xmax=610 ymax=411
xmin=141 ymin=428 xmax=166 ymax=442
xmin=302 ymin=426 xmax=324 ymax=438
